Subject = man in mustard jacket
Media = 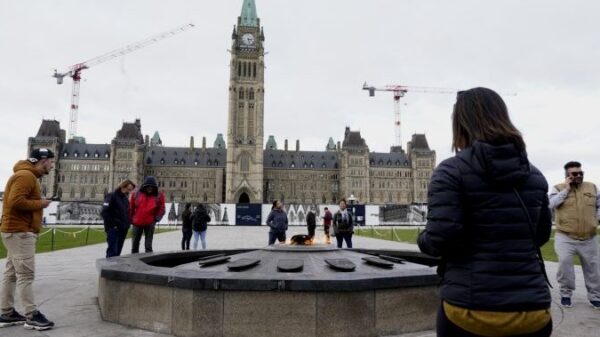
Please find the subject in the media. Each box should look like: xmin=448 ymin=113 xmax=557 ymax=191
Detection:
xmin=0 ymin=149 xmax=55 ymax=330
xmin=550 ymin=161 xmax=600 ymax=310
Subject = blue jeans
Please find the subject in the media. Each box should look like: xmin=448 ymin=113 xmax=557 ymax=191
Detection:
xmin=106 ymin=226 xmax=129 ymax=258
xmin=335 ymin=232 xmax=353 ymax=248
xmin=268 ymin=231 xmax=286 ymax=245
xmin=193 ymin=230 xmax=207 ymax=249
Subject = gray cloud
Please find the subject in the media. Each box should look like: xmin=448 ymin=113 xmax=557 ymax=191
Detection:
xmin=1 ymin=0 xmax=599 ymax=190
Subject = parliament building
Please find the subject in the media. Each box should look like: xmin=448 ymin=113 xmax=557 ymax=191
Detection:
xmin=28 ymin=0 xmax=436 ymax=206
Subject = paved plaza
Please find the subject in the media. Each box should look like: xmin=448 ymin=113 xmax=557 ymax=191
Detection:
xmin=0 ymin=226 xmax=598 ymax=337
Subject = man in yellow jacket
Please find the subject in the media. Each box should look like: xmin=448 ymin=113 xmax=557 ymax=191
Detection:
xmin=0 ymin=149 xmax=55 ymax=331
xmin=549 ymin=161 xmax=600 ymax=310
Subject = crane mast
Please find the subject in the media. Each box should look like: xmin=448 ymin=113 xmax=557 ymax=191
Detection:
xmin=54 ymin=23 xmax=195 ymax=140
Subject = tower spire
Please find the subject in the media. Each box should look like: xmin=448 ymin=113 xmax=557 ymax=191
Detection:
xmin=240 ymin=0 xmax=258 ymax=27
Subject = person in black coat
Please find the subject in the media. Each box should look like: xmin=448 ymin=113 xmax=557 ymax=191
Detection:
xmin=101 ymin=180 xmax=135 ymax=258
xmin=418 ymin=88 xmax=552 ymax=337
xmin=180 ymin=203 xmax=192 ymax=250
xmin=191 ymin=204 xmax=211 ymax=249
xmin=306 ymin=208 xmax=316 ymax=240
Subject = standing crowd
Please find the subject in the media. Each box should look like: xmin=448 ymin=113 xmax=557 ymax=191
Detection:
xmin=1 ymin=87 xmax=600 ymax=336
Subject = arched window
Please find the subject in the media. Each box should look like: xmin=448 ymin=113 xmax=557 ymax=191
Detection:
xmin=239 ymin=89 xmax=244 ymax=99
xmin=249 ymin=89 xmax=255 ymax=100
xmin=238 ymin=62 xmax=242 ymax=77
xmin=203 ymin=193 xmax=208 ymax=202
xmin=290 ymin=162 xmax=295 ymax=168
xmin=214 ymin=160 xmax=219 ymax=166
xmin=70 ymin=188 xmax=75 ymax=199
xmin=80 ymin=188 xmax=86 ymax=199
xmin=243 ymin=62 xmax=247 ymax=77
xmin=240 ymin=154 xmax=250 ymax=172
xmin=57 ymin=188 xmax=63 ymax=199
xmin=91 ymin=187 xmax=97 ymax=199
xmin=253 ymin=63 xmax=257 ymax=77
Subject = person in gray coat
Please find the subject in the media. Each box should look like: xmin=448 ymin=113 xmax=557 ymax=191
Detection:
xmin=266 ymin=200 xmax=288 ymax=245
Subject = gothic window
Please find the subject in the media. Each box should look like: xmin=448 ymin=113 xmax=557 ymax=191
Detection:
xmin=249 ymin=89 xmax=254 ymax=100
xmin=57 ymin=188 xmax=63 ymax=199
xmin=174 ymin=159 xmax=178 ymax=164
xmin=91 ymin=187 xmax=97 ymax=199
xmin=238 ymin=62 xmax=242 ymax=77
xmin=253 ymin=63 xmax=257 ymax=77
xmin=321 ymin=163 xmax=326 ymax=168
xmin=334 ymin=162 xmax=339 ymax=169
xmin=194 ymin=160 xmax=199 ymax=166
xmin=181 ymin=159 xmax=186 ymax=165
xmin=310 ymin=162 xmax=314 ymax=168
xmin=214 ymin=160 xmax=219 ymax=166
xmin=84 ymin=152 xmax=89 ymax=157
xmin=160 ymin=158 xmax=165 ymax=164
xmin=278 ymin=161 xmax=283 ymax=167
xmin=240 ymin=154 xmax=250 ymax=172
xmin=81 ymin=188 xmax=86 ymax=199
xmin=63 ymin=152 xmax=68 ymax=157
xmin=378 ymin=159 xmax=384 ymax=165
xmin=74 ymin=152 xmax=79 ymax=157
xmin=239 ymin=90 xmax=244 ymax=100
xmin=203 ymin=193 xmax=208 ymax=202
xmin=243 ymin=62 xmax=247 ymax=77
xmin=290 ymin=162 xmax=295 ymax=168
xmin=303 ymin=162 xmax=308 ymax=168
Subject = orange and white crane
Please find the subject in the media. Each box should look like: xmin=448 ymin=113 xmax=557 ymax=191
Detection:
xmin=362 ymin=82 xmax=458 ymax=148
xmin=53 ymin=23 xmax=195 ymax=140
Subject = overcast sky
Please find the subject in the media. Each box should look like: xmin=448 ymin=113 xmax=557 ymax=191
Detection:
xmin=1 ymin=0 xmax=599 ymax=191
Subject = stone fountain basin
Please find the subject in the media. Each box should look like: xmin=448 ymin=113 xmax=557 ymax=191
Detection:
xmin=97 ymin=247 xmax=439 ymax=337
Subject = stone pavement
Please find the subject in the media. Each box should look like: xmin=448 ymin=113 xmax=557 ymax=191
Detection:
xmin=0 ymin=226 xmax=598 ymax=337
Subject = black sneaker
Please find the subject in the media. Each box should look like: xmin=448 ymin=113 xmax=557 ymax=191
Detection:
xmin=0 ymin=308 xmax=26 ymax=327
xmin=560 ymin=297 xmax=572 ymax=308
xmin=24 ymin=311 xmax=54 ymax=331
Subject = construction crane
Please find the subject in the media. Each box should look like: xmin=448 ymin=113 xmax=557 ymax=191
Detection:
xmin=53 ymin=23 xmax=195 ymax=140
xmin=362 ymin=82 xmax=458 ymax=148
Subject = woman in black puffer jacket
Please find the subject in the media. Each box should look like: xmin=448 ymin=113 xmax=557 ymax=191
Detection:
xmin=418 ymin=87 xmax=552 ymax=337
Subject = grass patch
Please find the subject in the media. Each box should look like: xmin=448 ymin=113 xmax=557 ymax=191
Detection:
xmin=355 ymin=227 xmax=599 ymax=264
xmin=0 ymin=227 xmax=175 ymax=259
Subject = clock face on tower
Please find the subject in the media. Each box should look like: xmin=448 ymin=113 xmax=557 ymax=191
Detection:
xmin=241 ymin=33 xmax=255 ymax=47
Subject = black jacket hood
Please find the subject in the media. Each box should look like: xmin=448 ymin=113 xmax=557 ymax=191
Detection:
xmin=459 ymin=141 xmax=531 ymax=185
xmin=140 ymin=176 xmax=159 ymax=195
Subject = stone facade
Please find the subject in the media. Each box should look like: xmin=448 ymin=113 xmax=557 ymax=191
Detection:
xmin=28 ymin=1 xmax=435 ymax=205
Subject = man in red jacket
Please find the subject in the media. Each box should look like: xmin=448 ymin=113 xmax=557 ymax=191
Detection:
xmin=129 ymin=176 xmax=165 ymax=253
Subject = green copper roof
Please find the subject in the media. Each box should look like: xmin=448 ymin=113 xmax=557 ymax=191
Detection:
xmin=214 ymin=133 xmax=226 ymax=149
xmin=266 ymin=135 xmax=277 ymax=150
xmin=326 ymin=137 xmax=336 ymax=151
xmin=240 ymin=0 xmax=258 ymax=27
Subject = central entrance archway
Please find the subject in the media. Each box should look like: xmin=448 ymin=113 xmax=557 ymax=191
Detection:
xmin=238 ymin=192 xmax=250 ymax=204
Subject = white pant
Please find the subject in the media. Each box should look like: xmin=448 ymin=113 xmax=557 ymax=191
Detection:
xmin=555 ymin=232 xmax=600 ymax=301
